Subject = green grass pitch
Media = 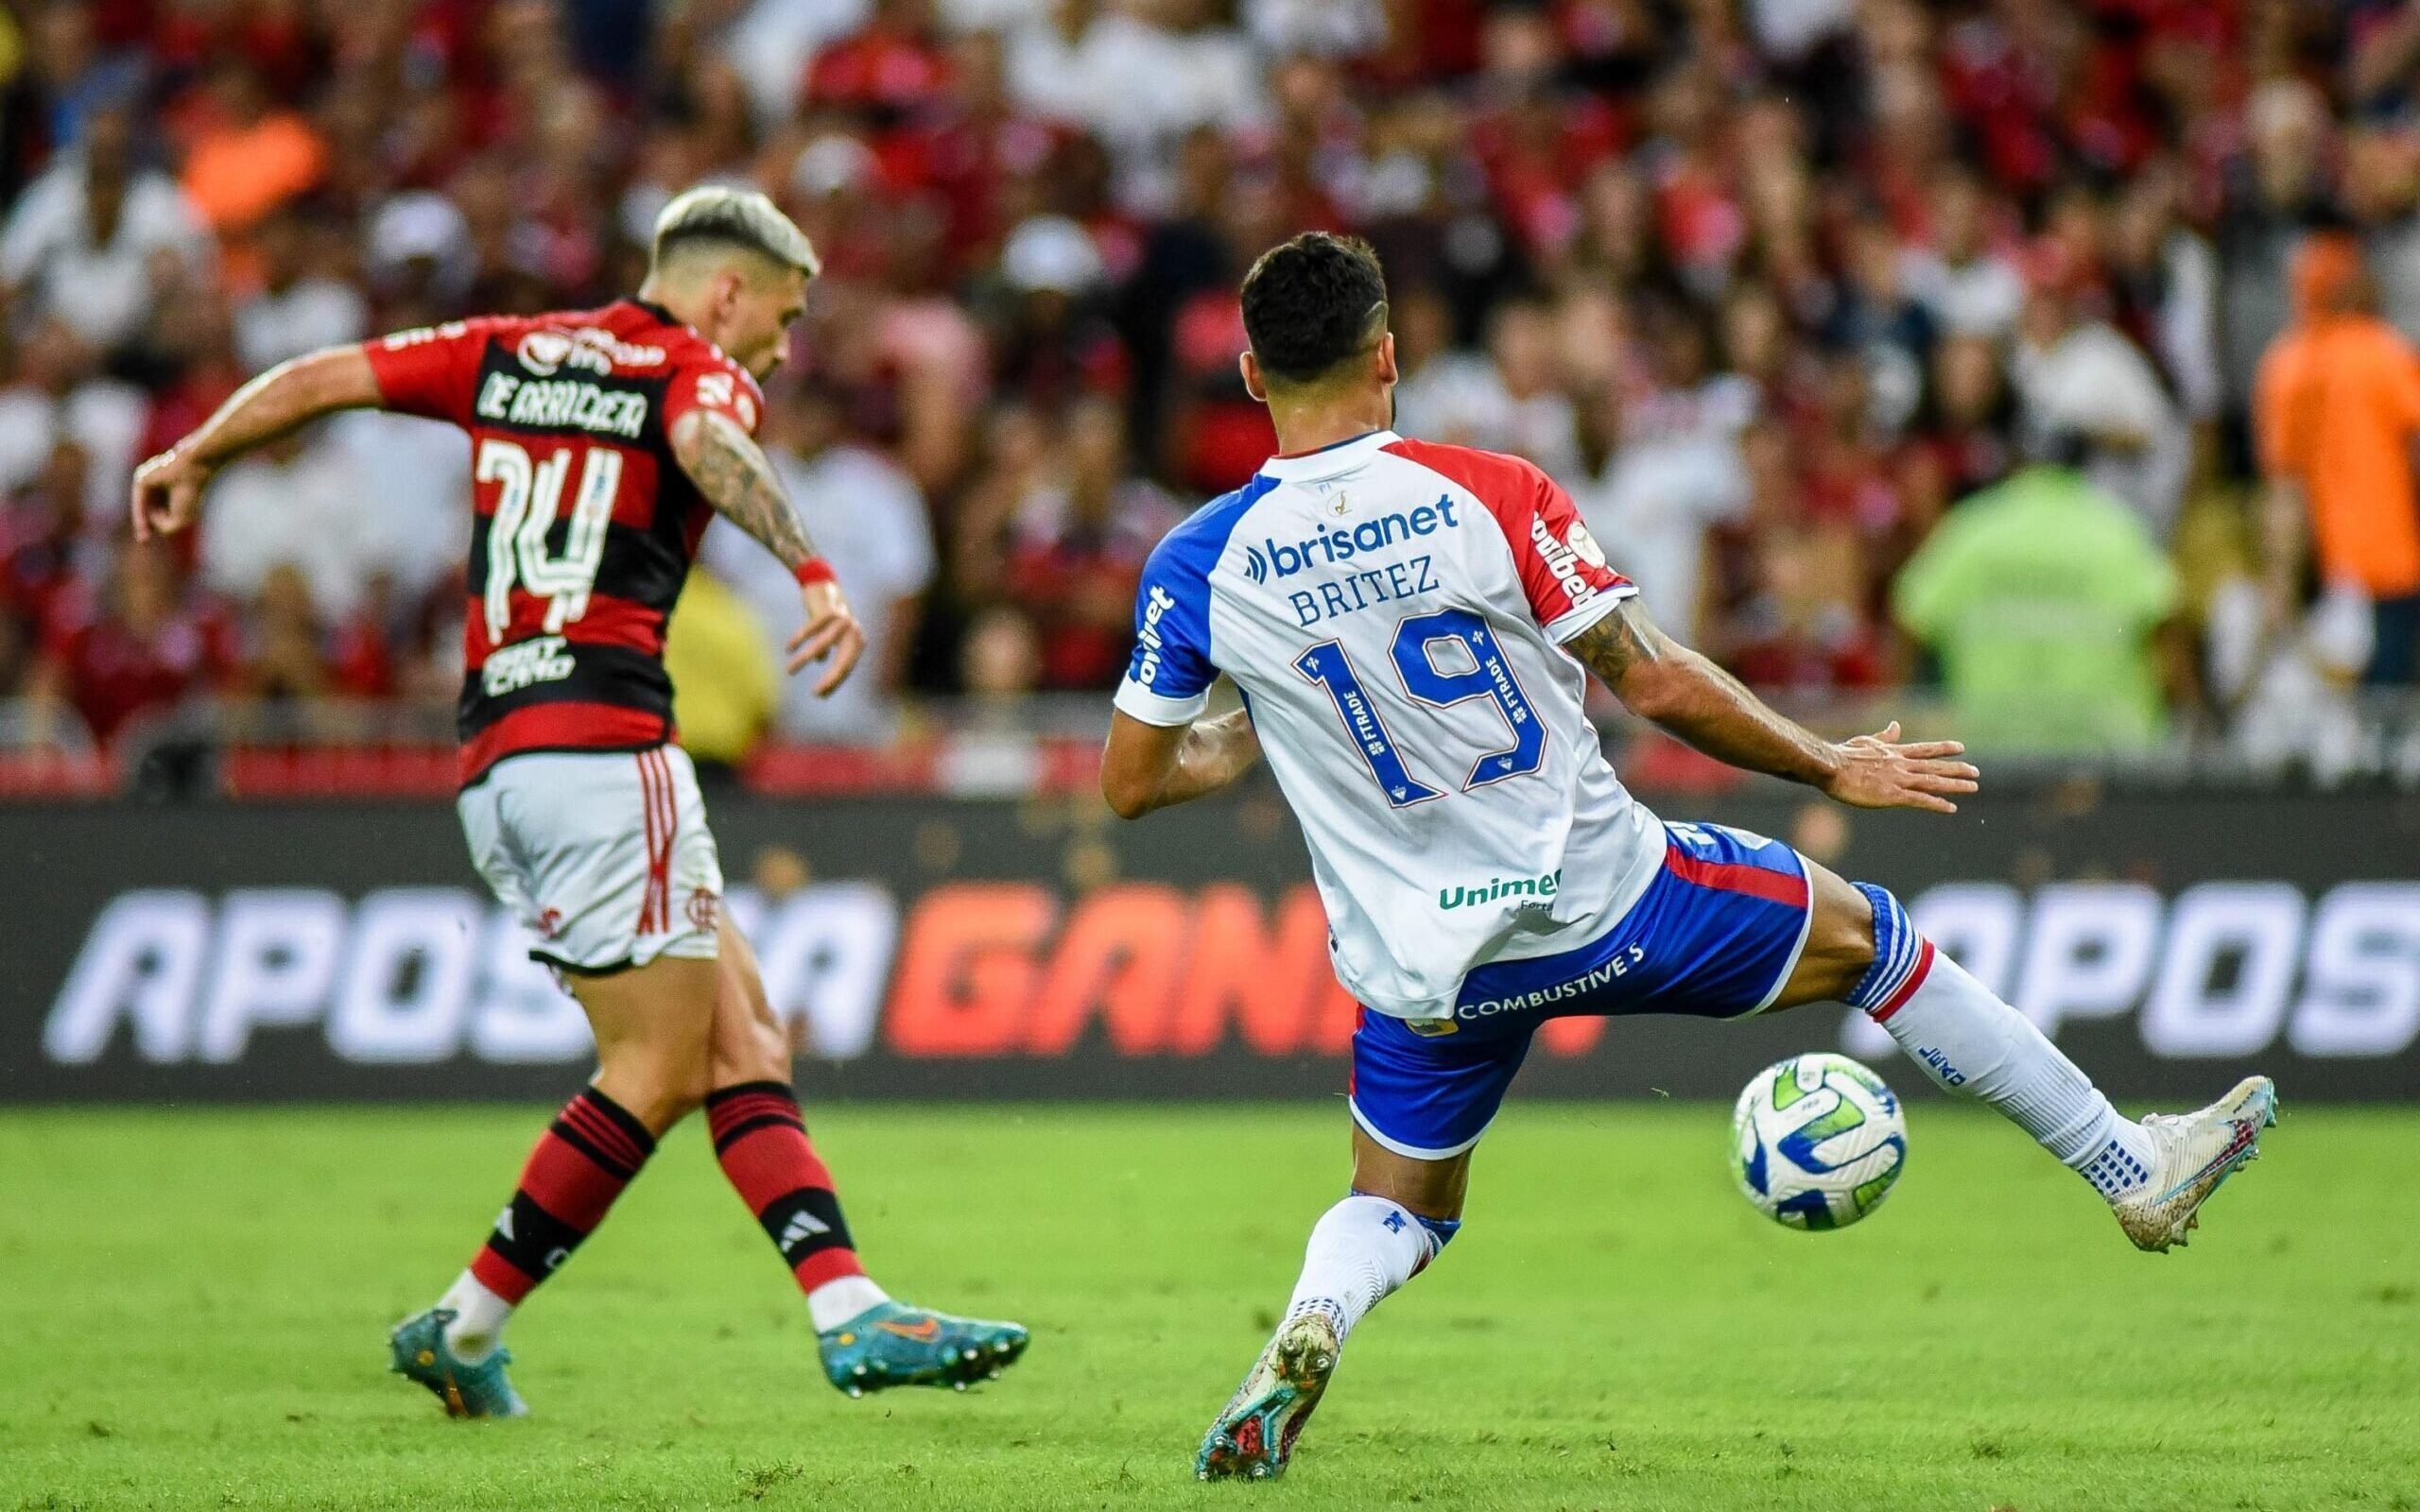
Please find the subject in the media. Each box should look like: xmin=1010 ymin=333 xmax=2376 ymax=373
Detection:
xmin=1 ymin=1103 xmax=2413 ymax=1511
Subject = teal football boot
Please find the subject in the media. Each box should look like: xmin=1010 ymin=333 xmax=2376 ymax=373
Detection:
xmin=389 ymin=1308 xmax=529 ymax=1419
xmin=817 ymin=1300 xmax=1029 ymax=1396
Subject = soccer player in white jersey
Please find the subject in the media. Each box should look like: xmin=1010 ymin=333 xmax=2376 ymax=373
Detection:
xmin=1097 ymin=233 xmax=2277 ymax=1482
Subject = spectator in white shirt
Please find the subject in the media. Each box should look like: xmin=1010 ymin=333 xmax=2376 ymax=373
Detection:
xmin=232 ymin=206 xmax=369 ymax=374
xmin=1901 ymin=166 xmax=2025 ymax=341
xmin=1007 ymin=0 xmax=1266 ymax=200
xmin=1389 ymin=284 xmax=1504 ymax=450
xmin=1572 ymin=313 xmax=1754 ymax=646
xmin=2012 ymin=244 xmax=2190 ymax=539
xmin=1416 ymin=295 xmax=1583 ymax=482
xmin=0 ymin=317 xmax=147 ymax=526
xmin=0 ymin=103 xmax=213 ymax=356
xmin=1461 ymin=291 xmax=1578 ymax=481
xmin=321 ymin=410 xmax=472 ymax=609
xmin=722 ymin=0 xmax=873 ymax=124
xmin=702 ymin=383 xmax=936 ymax=745
xmin=198 ymin=428 xmax=382 ymax=622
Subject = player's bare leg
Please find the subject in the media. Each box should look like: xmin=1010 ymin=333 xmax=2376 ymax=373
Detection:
xmin=1198 ymin=1128 xmax=1465 ymax=1480
xmin=700 ymin=918 xmax=1028 ymax=1396
xmin=1772 ymin=860 xmax=2274 ymax=1251
xmin=391 ymin=954 xmax=717 ymax=1418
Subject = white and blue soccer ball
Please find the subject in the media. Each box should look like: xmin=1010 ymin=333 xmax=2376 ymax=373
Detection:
xmin=1731 ymin=1053 xmax=1907 ymax=1231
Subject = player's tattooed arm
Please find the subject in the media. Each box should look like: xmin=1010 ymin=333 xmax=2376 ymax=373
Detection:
xmin=669 ymin=408 xmax=866 ymax=694
xmin=1100 ymin=707 xmax=1261 ymax=819
xmin=669 ymin=408 xmax=822 ymax=570
xmin=1569 ymin=600 xmax=1979 ymax=814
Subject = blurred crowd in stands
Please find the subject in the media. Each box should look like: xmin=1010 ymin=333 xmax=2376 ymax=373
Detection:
xmin=3 ymin=0 xmax=2420 ymax=778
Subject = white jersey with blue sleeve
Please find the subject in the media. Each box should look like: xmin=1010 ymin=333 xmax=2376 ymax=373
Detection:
xmin=1113 ymin=428 xmax=1666 ymax=1023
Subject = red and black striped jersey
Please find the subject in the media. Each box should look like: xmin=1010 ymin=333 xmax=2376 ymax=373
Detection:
xmin=361 ymin=301 xmax=764 ymax=785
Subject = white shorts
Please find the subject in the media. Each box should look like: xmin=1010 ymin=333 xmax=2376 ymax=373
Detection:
xmin=458 ymin=745 xmax=725 ymax=974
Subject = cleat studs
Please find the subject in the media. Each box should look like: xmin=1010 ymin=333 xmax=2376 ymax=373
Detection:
xmin=953 ymin=1381 xmax=968 ymax=1392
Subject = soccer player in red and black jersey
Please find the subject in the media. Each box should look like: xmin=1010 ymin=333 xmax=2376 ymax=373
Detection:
xmin=130 ymin=186 xmax=1028 ymax=1417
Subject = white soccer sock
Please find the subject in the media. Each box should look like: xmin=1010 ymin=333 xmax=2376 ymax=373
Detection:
xmin=1284 ymin=1194 xmax=1444 ymax=1342
xmin=438 ymin=1270 xmax=516 ymax=1364
xmin=1870 ymin=946 xmax=2155 ymax=1199
xmin=807 ymin=1274 xmax=892 ymax=1333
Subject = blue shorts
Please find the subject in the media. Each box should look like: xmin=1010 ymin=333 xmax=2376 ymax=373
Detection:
xmin=1349 ymin=822 xmax=1814 ymax=1160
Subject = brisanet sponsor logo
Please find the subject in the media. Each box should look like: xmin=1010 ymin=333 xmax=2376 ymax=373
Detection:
xmin=1244 ymin=496 xmax=1461 ymax=583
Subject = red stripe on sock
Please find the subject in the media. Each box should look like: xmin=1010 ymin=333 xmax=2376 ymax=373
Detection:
xmin=1871 ymin=939 xmax=1936 ymax=1024
xmin=793 ymin=1246 xmax=867 ymax=1292
xmin=560 ymin=1098 xmax=647 ymax=1172
xmin=470 ymin=1246 xmax=537 ymax=1304
xmin=721 ymin=1089 xmax=797 ymax=1111
xmin=708 ymin=1095 xmax=803 ymax=1143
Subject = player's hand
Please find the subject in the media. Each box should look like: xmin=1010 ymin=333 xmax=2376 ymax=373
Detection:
xmin=1820 ymin=721 xmax=1979 ymax=814
xmin=130 ymin=446 xmax=213 ymax=542
xmin=788 ymin=577 xmax=866 ymax=696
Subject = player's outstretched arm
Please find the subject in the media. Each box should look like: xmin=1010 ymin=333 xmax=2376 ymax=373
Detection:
xmin=1568 ymin=600 xmax=1979 ymax=814
xmin=130 ymin=346 xmax=382 ymax=541
xmin=1099 ymin=708 xmax=1260 ymax=820
xmin=669 ymin=407 xmax=865 ymax=695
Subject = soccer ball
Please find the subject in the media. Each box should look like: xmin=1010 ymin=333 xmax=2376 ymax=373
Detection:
xmin=1731 ymin=1053 xmax=1908 ymax=1231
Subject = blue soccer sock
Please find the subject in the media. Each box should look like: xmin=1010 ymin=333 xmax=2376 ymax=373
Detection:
xmin=1284 ymin=1194 xmax=1452 ymax=1342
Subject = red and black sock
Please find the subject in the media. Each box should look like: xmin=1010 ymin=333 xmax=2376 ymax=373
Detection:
xmin=467 ymin=1088 xmax=656 ymax=1304
xmin=706 ymin=1081 xmax=865 ymax=1293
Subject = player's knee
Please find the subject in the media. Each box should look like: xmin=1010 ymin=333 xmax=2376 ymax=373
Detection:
xmin=599 ymin=1038 xmax=714 ymax=1130
xmin=713 ymin=1012 xmax=792 ymax=1086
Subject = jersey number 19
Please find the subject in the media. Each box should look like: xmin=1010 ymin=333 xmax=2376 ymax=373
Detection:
xmin=1293 ymin=607 xmax=1545 ymax=809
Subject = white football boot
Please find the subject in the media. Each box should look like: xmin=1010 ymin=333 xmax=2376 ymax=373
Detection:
xmin=1196 ymin=1308 xmax=1341 ymax=1480
xmin=2110 ymin=1075 xmax=2277 ymax=1252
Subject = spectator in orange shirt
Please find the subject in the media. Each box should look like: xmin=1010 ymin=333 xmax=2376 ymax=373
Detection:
xmin=2256 ymin=232 xmax=2420 ymax=685
xmin=178 ymin=61 xmax=323 ymax=235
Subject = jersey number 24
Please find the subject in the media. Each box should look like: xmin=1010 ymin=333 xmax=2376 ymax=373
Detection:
xmin=1294 ymin=608 xmax=1544 ymax=808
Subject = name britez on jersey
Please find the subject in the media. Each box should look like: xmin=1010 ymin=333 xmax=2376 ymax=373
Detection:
xmin=1246 ymin=494 xmax=1463 ymax=628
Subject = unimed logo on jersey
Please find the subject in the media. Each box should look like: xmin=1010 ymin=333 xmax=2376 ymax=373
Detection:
xmin=35 ymin=877 xmax=2420 ymax=1073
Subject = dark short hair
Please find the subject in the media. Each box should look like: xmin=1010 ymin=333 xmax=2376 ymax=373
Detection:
xmin=1240 ymin=232 xmax=1390 ymax=385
